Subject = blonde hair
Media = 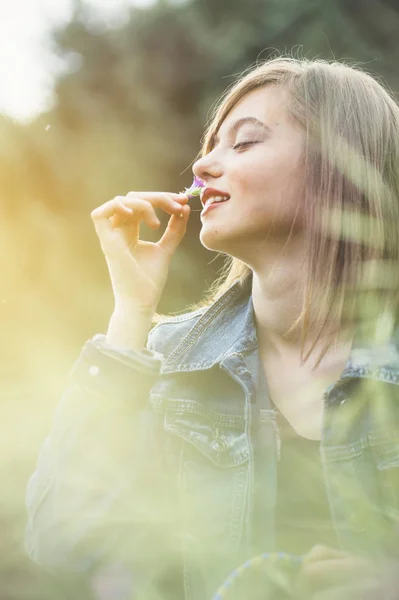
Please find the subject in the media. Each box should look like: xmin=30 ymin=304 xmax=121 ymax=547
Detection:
xmin=154 ymin=55 xmax=399 ymax=367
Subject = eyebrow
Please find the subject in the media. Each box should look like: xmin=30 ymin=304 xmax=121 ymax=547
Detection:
xmin=213 ymin=116 xmax=271 ymax=144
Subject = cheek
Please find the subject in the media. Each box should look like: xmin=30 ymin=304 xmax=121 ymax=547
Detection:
xmin=229 ymin=152 xmax=305 ymax=217
xmin=229 ymin=166 xmax=270 ymax=200
xmin=236 ymin=155 xmax=288 ymax=193
xmin=248 ymin=175 xmax=305 ymax=230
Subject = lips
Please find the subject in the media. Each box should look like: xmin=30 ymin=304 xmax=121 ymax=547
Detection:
xmin=201 ymin=198 xmax=230 ymax=217
xmin=200 ymin=187 xmax=230 ymax=207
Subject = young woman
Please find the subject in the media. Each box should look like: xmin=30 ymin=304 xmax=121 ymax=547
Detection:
xmin=25 ymin=57 xmax=399 ymax=600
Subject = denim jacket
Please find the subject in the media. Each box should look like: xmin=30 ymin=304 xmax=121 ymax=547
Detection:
xmin=25 ymin=276 xmax=399 ymax=600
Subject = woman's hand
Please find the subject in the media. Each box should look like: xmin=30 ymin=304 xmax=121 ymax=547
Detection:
xmin=90 ymin=191 xmax=190 ymax=313
xmin=293 ymin=545 xmax=393 ymax=600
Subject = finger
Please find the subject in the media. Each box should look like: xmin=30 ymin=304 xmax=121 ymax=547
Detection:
xmin=90 ymin=193 xmax=189 ymax=253
xmin=90 ymin=198 xmax=159 ymax=257
xmin=301 ymin=556 xmax=374 ymax=593
xmin=312 ymin=578 xmax=381 ymax=600
xmin=157 ymin=204 xmax=191 ymax=257
xmin=111 ymin=199 xmax=135 ymax=228
xmin=119 ymin=194 xmax=188 ymax=243
xmin=91 ymin=193 xmax=186 ymax=229
xmin=126 ymin=191 xmax=188 ymax=201
xmin=117 ymin=197 xmax=162 ymax=229
xmin=125 ymin=191 xmax=188 ymax=216
xmin=91 ymin=197 xmax=135 ymax=221
xmin=304 ymin=545 xmax=351 ymax=564
xmin=91 ymin=198 xmax=135 ymax=240
xmin=122 ymin=194 xmax=187 ymax=240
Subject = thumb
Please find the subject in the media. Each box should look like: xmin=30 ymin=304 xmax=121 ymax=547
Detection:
xmin=304 ymin=545 xmax=351 ymax=564
xmin=157 ymin=204 xmax=190 ymax=257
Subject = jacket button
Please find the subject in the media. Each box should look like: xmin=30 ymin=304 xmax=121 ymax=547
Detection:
xmin=211 ymin=440 xmax=221 ymax=451
xmin=89 ymin=365 xmax=100 ymax=376
xmin=236 ymin=366 xmax=247 ymax=376
xmin=211 ymin=436 xmax=228 ymax=453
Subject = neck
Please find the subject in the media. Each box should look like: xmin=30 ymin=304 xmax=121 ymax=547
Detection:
xmin=250 ymin=240 xmax=352 ymax=366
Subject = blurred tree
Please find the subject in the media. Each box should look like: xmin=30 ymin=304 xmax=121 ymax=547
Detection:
xmin=36 ymin=0 xmax=399 ymax=319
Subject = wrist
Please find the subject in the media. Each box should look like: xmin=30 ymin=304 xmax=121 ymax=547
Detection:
xmin=106 ymin=309 xmax=154 ymax=352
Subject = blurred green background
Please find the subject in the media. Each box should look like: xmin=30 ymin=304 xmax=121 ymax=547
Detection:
xmin=2 ymin=0 xmax=399 ymax=597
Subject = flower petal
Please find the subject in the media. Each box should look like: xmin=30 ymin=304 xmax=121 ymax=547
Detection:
xmin=182 ymin=176 xmax=205 ymax=199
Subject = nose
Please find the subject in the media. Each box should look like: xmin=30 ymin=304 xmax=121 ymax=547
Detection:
xmin=192 ymin=149 xmax=223 ymax=182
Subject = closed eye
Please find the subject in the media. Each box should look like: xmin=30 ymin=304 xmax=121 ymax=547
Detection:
xmin=232 ymin=141 xmax=259 ymax=150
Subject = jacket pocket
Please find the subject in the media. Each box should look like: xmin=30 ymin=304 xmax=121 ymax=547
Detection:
xmin=164 ymin=401 xmax=250 ymax=468
xmin=369 ymin=431 xmax=399 ymax=513
xmin=163 ymin=400 xmax=250 ymax=549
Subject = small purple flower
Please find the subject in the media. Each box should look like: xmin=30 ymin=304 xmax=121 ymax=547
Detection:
xmin=181 ymin=175 xmax=205 ymax=200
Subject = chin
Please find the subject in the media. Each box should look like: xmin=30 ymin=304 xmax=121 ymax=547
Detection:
xmin=199 ymin=226 xmax=247 ymax=256
xmin=199 ymin=234 xmax=224 ymax=253
xmin=199 ymin=227 xmax=229 ymax=252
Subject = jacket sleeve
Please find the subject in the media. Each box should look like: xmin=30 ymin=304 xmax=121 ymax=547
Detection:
xmin=24 ymin=331 xmax=167 ymax=574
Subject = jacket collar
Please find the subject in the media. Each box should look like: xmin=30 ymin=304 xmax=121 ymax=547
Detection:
xmin=162 ymin=276 xmax=256 ymax=373
xmin=162 ymin=275 xmax=399 ymax=387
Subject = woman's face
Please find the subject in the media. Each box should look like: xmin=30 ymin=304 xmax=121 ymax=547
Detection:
xmin=192 ymin=85 xmax=306 ymax=267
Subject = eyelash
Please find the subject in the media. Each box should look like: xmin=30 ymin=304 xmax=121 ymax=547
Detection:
xmin=232 ymin=141 xmax=257 ymax=150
